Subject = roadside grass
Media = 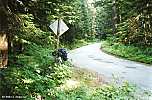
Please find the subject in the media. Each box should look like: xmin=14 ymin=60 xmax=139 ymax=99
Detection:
xmin=71 ymin=67 xmax=104 ymax=87
xmin=101 ymin=40 xmax=152 ymax=65
xmin=54 ymin=67 xmax=151 ymax=100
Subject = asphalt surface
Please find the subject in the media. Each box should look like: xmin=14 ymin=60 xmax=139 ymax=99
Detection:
xmin=68 ymin=43 xmax=152 ymax=91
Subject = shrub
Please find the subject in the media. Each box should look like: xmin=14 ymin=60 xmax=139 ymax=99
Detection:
xmin=101 ymin=39 xmax=152 ymax=64
xmin=54 ymin=82 xmax=141 ymax=100
xmin=0 ymin=43 xmax=71 ymax=99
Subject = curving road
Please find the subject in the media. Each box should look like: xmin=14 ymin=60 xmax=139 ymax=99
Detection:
xmin=68 ymin=43 xmax=152 ymax=91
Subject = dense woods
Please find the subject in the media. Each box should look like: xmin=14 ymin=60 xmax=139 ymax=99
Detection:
xmin=0 ymin=0 xmax=151 ymax=99
xmin=95 ymin=0 xmax=152 ymax=46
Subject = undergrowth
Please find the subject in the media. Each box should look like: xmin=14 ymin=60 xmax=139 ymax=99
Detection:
xmin=0 ymin=42 xmax=72 ymax=99
xmin=54 ymin=68 xmax=151 ymax=100
xmin=101 ymin=39 xmax=152 ymax=64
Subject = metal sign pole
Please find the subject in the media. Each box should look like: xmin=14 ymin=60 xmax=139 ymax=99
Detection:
xmin=56 ymin=35 xmax=59 ymax=49
xmin=56 ymin=19 xmax=60 ymax=49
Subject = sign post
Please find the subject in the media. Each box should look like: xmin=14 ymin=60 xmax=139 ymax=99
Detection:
xmin=56 ymin=19 xmax=60 ymax=49
xmin=49 ymin=19 xmax=69 ymax=49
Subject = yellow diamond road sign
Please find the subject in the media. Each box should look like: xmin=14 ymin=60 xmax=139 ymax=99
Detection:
xmin=49 ymin=19 xmax=69 ymax=36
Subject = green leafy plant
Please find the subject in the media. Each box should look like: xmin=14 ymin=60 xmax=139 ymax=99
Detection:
xmin=101 ymin=39 xmax=152 ymax=64
xmin=54 ymin=82 xmax=143 ymax=100
xmin=0 ymin=43 xmax=71 ymax=99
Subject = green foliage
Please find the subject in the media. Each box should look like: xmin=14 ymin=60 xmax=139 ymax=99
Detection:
xmin=78 ymin=0 xmax=93 ymax=37
xmin=63 ymin=39 xmax=89 ymax=50
xmin=17 ymin=14 xmax=55 ymax=48
xmin=95 ymin=0 xmax=152 ymax=46
xmin=54 ymin=82 xmax=139 ymax=100
xmin=27 ymin=0 xmax=95 ymax=44
xmin=68 ymin=0 xmax=95 ymax=40
xmin=62 ymin=38 xmax=99 ymax=50
xmin=101 ymin=39 xmax=152 ymax=64
xmin=92 ymin=82 xmax=136 ymax=100
xmin=1 ymin=43 xmax=71 ymax=99
xmin=28 ymin=0 xmax=77 ymax=31
xmin=95 ymin=0 xmax=113 ymax=35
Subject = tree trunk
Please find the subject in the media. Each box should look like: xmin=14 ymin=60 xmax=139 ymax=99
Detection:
xmin=112 ymin=0 xmax=117 ymax=34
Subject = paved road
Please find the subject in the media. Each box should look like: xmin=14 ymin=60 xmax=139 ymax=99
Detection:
xmin=68 ymin=43 xmax=152 ymax=91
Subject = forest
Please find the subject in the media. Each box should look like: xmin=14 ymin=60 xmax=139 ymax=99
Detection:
xmin=0 ymin=0 xmax=152 ymax=100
